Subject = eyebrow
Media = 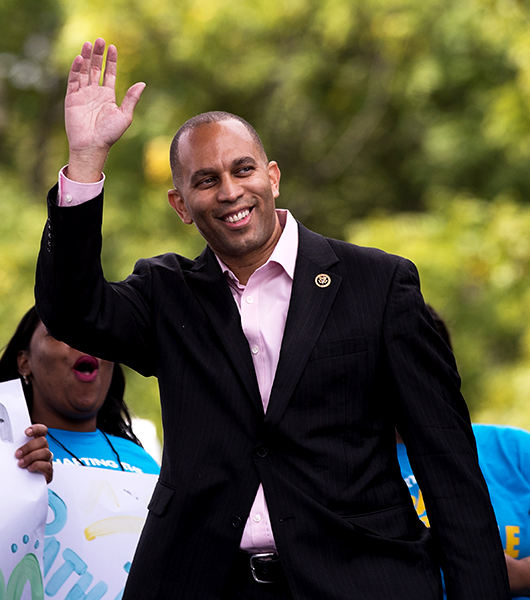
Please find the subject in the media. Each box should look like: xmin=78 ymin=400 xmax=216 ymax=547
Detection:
xmin=189 ymin=156 xmax=258 ymax=186
xmin=233 ymin=156 xmax=257 ymax=167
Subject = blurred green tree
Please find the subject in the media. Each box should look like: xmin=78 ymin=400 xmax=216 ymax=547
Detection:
xmin=1 ymin=0 xmax=530 ymax=434
xmin=349 ymin=190 xmax=530 ymax=426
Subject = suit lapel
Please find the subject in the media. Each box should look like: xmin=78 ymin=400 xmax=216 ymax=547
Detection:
xmin=187 ymin=247 xmax=263 ymax=414
xmin=266 ymin=224 xmax=341 ymax=427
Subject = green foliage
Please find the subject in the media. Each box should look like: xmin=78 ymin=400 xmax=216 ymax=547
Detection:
xmin=1 ymin=0 xmax=530 ymax=436
xmin=0 ymin=172 xmax=47 ymax=337
xmin=348 ymin=190 xmax=530 ymax=426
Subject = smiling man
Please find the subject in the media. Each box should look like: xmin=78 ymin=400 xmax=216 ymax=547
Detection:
xmin=35 ymin=39 xmax=510 ymax=600
xmin=167 ymin=116 xmax=283 ymax=284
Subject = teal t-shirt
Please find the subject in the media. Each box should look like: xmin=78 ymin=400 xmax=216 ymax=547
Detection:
xmin=397 ymin=424 xmax=530 ymax=600
xmin=47 ymin=427 xmax=160 ymax=474
xmin=474 ymin=424 xmax=530 ymax=600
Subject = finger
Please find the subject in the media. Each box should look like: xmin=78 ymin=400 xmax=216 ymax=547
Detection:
xmin=66 ymin=54 xmax=84 ymax=94
xmin=17 ymin=446 xmax=53 ymax=468
xmin=26 ymin=423 xmax=48 ymax=438
xmin=26 ymin=460 xmax=53 ymax=484
xmin=78 ymin=41 xmax=93 ymax=88
xmin=89 ymin=38 xmax=106 ymax=86
xmin=15 ymin=435 xmax=49 ymax=459
xmin=120 ymin=82 xmax=146 ymax=121
xmin=101 ymin=44 xmax=117 ymax=90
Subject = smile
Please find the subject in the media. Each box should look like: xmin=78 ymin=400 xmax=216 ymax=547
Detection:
xmin=223 ymin=209 xmax=250 ymax=224
xmin=73 ymin=355 xmax=99 ymax=383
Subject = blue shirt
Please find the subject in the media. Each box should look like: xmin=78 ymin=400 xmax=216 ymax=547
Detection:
xmin=47 ymin=427 xmax=160 ymax=474
xmin=474 ymin=424 xmax=530 ymax=600
xmin=398 ymin=424 xmax=530 ymax=600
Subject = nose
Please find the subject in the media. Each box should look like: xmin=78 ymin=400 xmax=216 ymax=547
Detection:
xmin=217 ymin=175 xmax=242 ymax=202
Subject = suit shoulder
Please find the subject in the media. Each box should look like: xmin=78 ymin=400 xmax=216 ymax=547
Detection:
xmin=133 ymin=251 xmax=200 ymax=275
xmin=325 ymin=235 xmax=413 ymax=272
xmin=297 ymin=222 xmax=416 ymax=278
xmin=326 ymin=236 xmax=398 ymax=259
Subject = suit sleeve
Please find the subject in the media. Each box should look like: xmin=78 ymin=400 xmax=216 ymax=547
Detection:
xmin=35 ymin=185 xmax=156 ymax=376
xmin=383 ymin=258 xmax=510 ymax=599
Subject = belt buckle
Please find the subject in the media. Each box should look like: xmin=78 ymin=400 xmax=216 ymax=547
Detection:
xmin=249 ymin=552 xmax=279 ymax=584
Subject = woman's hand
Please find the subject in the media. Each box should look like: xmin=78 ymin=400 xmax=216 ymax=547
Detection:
xmin=505 ymin=553 xmax=530 ymax=596
xmin=15 ymin=424 xmax=53 ymax=483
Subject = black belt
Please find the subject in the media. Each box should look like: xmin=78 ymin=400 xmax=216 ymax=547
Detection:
xmin=239 ymin=552 xmax=285 ymax=584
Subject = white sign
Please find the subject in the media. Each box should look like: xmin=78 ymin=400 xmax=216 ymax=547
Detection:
xmin=0 ymin=379 xmax=48 ymax=600
xmin=44 ymin=464 xmax=157 ymax=599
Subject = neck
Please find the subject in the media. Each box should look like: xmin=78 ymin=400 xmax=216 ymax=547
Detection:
xmin=226 ymin=262 xmax=264 ymax=286
xmin=218 ymin=218 xmax=283 ymax=285
xmin=31 ymin=408 xmax=98 ymax=433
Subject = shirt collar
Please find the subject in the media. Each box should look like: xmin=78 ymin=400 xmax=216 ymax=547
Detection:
xmin=216 ymin=209 xmax=298 ymax=285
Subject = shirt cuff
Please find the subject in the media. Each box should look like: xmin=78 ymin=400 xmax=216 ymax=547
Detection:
xmin=57 ymin=166 xmax=105 ymax=206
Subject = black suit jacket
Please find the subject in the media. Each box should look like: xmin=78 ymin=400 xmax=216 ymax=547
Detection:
xmin=35 ymin=186 xmax=510 ymax=599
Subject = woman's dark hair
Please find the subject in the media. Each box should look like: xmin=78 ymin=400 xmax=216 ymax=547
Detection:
xmin=0 ymin=306 xmax=142 ymax=446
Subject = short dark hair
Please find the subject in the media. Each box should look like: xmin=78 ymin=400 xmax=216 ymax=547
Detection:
xmin=169 ymin=111 xmax=268 ymax=184
xmin=0 ymin=306 xmax=142 ymax=445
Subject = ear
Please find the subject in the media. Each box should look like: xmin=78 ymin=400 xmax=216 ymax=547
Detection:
xmin=268 ymin=161 xmax=281 ymax=199
xmin=17 ymin=350 xmax=30 ymax=378
xmin=168 ymin=189 xmax=194 ymax=225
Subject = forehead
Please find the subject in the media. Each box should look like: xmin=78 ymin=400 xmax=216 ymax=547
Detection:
xmin=178 ymin=120 xmax=263 ymax=174
xmin=30 ymin=321 xmax=47 ymax=342
xmin=30 ymin=321 xmax=61 ymax=350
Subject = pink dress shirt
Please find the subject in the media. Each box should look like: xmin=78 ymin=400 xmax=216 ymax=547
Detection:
xmin=58 ymin=168 xmax=299 ymax=553
xmin=217 ymin=209 xmax=298 ymax=552
xmin=58 ymin=166 xmax=105 ymax=206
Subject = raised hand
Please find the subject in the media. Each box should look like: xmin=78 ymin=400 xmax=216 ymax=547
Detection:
xmin=65 ymin=38 xmax=145 ymax=183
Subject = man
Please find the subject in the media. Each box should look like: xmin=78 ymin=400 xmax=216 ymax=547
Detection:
xmin=35 ymin=38 xmax=510 ymax=599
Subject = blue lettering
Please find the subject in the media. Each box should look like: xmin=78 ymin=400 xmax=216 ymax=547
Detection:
xmin=43 ymin=536 xmax=60 ymax=577
xmin=64 ymin=572 xmax=108 ymax=600
xmin=46 ymin=490 xmax=68 ymax=536
xmin=45 ymin=549 xmax=87 ymax=596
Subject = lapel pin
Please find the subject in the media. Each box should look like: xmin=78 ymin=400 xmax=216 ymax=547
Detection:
xmin=315 ymin=273 xmax=331 ymax=288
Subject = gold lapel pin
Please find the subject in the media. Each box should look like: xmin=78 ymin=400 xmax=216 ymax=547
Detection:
xmin=315 ymin=273 xmax=331 ymax=288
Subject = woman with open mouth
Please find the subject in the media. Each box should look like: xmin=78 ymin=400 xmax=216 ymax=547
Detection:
xmin=0 ymin=306 xmax=159 ymax=475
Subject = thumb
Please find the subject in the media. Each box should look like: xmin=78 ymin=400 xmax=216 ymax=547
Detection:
xmin=120 ymin=81 xmax=146 ymax=120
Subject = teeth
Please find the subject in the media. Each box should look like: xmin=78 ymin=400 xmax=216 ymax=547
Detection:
xmin=224 ymin=209 xmax=250 ymax=223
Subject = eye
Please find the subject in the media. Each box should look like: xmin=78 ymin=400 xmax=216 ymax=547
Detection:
xmin=196 ymin=177 xmax=216 ymax=188
xmin=236 ymin=166 xmax=254 ymax=176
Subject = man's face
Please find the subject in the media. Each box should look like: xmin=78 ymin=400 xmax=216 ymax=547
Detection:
xmin=168 ymin=120 xmax=281 ymax=267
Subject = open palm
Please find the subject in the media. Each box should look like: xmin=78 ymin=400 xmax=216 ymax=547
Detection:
xmin=64 ymin=39 xmax=145 ymax=177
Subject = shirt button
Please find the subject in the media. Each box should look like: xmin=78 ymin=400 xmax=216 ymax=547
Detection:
xmin=253 ymin=514 xmax=262 ymax=523
xmin=256 ymin=446 xmax=268 ymax=458
xmin=246 ymin=296 xmax=254 ymax=304
xmin=251 ymin=346 xmax=259 ymax=355
xmin=65 ymin=194 xmax=73 ymax=203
